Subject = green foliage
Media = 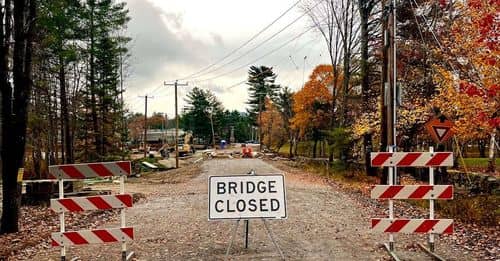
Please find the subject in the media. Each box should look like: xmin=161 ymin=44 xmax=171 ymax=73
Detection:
xmin=31 ymin=0 xmax=132 ymax=163
xmin=325 ymin=127 xmax=352 ymax=161
xmin=246 ymin=65 xmax=280 ymax=123
xmin=181 ymin=87 xmax=223 ymax=144
xmin=275 ymin=86 xmax=294 ymax=124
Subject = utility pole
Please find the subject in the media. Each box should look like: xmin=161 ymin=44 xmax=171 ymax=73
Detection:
xmin=380 ymin=0 xmax=389 ymax=155
xmin=387 ymin=0 xmax=397 ymax=148
xmin=383 ymin=0 xmax=398 ymax=252
xmin=164 ymin=80 xmax=188 ymax=168
xmin=139 ymin=95 xmax=153 ymax=158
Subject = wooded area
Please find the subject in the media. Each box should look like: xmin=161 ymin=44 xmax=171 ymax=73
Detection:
xmin=1 ymin=0 xmax=130 ymax=233
xmin=251 ymin=0 xmax=498 ymax=173
xmin=0 ymin=0 xmax=497 ymax=235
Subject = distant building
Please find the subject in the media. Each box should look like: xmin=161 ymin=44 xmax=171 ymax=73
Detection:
xmin=141 ymin=128 xmax=186 ymax=144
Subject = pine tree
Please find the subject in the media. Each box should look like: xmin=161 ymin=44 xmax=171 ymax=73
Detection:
xmin=246 ymin=65 xmax=280 ymax=123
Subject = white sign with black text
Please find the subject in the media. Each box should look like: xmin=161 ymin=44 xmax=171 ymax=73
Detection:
xmin=208 ymin=174 xmax=287 ymax=220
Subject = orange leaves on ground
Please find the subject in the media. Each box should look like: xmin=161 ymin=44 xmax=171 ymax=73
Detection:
xmin=291 ymin=65 xmax=333 ymax=137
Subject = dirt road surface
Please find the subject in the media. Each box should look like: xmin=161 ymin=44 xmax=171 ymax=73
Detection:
xmin=29 ymin=159 xmax=479 ymax=260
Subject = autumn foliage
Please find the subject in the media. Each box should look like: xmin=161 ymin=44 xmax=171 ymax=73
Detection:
xmin=432 ymin=0 xmax=499 ymax=142
xmin=260 ymin=97 xmax=287 ymax=150
xmin=291 ymin=65 xmax=333 ymax=138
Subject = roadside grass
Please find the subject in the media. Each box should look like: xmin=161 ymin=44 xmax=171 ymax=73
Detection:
xmin=286 ymin=160 xmax=499 ymax=227
xmin=277 ymin=142 xmax=331 ymax=157
xmin=459 ymin=157 xmax=500 ymax=168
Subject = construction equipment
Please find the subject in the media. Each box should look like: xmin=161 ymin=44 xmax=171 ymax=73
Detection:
xmin=241 ymin=144 xmax=253 ymax=158
xmin=178 ymin=132 xmax=195 ymax=157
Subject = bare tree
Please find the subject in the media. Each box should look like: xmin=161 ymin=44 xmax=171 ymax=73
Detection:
xmin=304 ymin=0 xmax=360 ymax=128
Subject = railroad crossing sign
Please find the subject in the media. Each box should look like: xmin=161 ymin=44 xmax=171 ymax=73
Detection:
xmin=424 ymin=117 xmax=455 ymax=144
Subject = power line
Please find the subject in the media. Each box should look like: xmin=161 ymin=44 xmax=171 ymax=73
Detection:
xmin=410 ymin=0 xmax=458 ymax=74
xmin=177 ymin=0 xmax=303 ymax=81
xmin=225 ymin=33 xmax=323 ymax=90
xmin=187 ymin=0 xmax=324 ymax=81
xmin=195 ymin=24 xmax=320 ymax=83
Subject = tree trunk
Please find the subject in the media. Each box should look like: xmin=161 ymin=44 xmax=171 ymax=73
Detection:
xmin=487 ymin=132 xmax=497 ymax=172
xmin=59 ymin=55 xmax=73 ymax=164
xmin=478 ymin=139 xmax=486 ymax=158
xmin=359 ymin=0 xmax=376 ymax=176
xmin=89 ymin=1 xmax=100 ymax=160
xmin=312 ymin=139 xmax=317 ymax=158
xmin=1 ymin=0 xmax=36 ymax=234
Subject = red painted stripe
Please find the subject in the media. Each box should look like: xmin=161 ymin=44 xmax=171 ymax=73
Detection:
xmin=371 ymin=153 xmax=392 ymax=166
xmin=51 ymin=238 xmax=60 ymax=247
xmin=385 ymin=219 xmax=410 ymax=232
xmin=88 ymin=163 xmax=114 ymax=177
xmin=87 ymin=196 xmax=113 ymax=210
xmin=121 ymin=227 xmax=134 ymax=239
xmin=58 ymin=199 xmax=84 ymax=212
xmin=408 ymin=186 xmax=433 ymax=199
xmin=438 ymin=186 xmax=453 ymax=199
xmin=92 ymin=229 xmax=118 ymax=243
xmin=397 ymin=153 xmax=422 ymax=166
xmin=379 ymin=186 xmax=404 ymax=199
xmin=59 ymin=166 xmax=86 ymax=179
xmin=426 ymin=153 xmax=451 ymax=166
xmin=414 ymin=219 xmax=439 ymax=233
xmin=371 ymin=219 xmax=381 ymax=228
xmin=443 ymin=223 xmax=454 ymax=234
xmin=116 ymin=194 xmax=133 ymax=207
xmin=64 ymin=232 xmax=89 ymax=245
xmin=116 ymin=161 xmax=131 ymax=176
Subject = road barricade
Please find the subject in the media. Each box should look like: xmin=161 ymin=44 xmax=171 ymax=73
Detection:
xmin=370 ymin=147 xmax=454 ymax=256
xmin=48 ymin=161 xmax=134 ymax=261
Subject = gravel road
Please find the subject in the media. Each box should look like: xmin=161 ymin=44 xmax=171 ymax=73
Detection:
xmin=30 ymin=159 xmax=481 ymax=260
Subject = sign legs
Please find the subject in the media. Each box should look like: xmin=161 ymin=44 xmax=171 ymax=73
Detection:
xmin=262 ymin=219 xmax=285 ymax=260
xmin=224 ymin=219 xmax=285 ymax=260
xmin=244 ymin=220 xmax=249 ymax=249
xmin=225 ymin=219 xmax=241 ymax=259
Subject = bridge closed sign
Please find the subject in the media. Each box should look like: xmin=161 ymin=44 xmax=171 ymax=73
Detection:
xmin=208 ymin=174 xmax=287 ymax=220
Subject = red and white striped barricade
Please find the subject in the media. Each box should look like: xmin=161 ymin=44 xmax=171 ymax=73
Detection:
xmin=49 ymin=161 xmax=133 ymax=261
xmin=370 ymin=152 xmax=453 ymax=167
xmin=370 ymin=148 xmax=454 ymax=253
xmin=371 ymin=218 xmax=453 ymax=234
xmin=371 ymin=185 xmax=453 ymax=200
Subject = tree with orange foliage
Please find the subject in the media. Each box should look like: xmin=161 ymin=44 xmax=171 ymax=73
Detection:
xmin=432 ymin=0 xmax=499 ymax=171
xmin=291 ymin=65 xmax=333 ymax=157
xmin=260 ymin=97 xmax=287 ymax=152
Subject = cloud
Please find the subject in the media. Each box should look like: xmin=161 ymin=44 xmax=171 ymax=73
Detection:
xmin=122 ymin=0 xmax=330 ymax=116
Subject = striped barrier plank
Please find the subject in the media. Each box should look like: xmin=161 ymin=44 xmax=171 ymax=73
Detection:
xmin=49 ymin=161 xmax=131 ymax=179
xmin=51 ymin=227 xmax=134 ymax=246
xmin=371 ymin=218 xmax=453 ymax=234
xmin=371 ymin=185 xmax=453 ymax=200
xmin=50 ymin=194 xmax=133 ymax=213
xmin=370 ymin=152 xmax=453 ymax=167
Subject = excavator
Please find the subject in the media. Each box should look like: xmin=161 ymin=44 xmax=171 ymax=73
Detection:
xmin=159 ymin=132 xmax=195 ymax=158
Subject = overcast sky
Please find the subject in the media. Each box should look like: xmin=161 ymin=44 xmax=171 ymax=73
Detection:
xmin=123 ymin=0 xmax=329 ymax=117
